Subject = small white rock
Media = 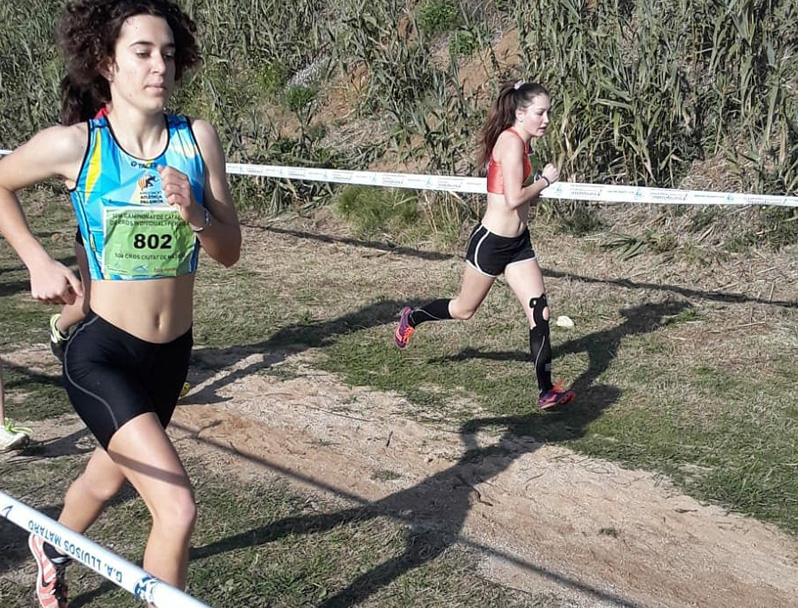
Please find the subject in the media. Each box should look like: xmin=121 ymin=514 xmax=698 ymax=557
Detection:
xmin=555 ymin=315 xmax=574 ymax=329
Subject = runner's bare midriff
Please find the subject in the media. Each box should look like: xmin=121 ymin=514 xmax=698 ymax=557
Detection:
xmin=482 ymin=193 xmax=530 ymax=237
xmin=91 ymin=274 xmax=194 ymax=342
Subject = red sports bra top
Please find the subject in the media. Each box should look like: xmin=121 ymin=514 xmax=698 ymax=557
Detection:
xmin=486 ymin=128 xmax=532 ymax=194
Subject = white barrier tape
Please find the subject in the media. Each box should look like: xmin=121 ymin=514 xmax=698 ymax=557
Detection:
xmin=226 ymin=162 xmax=798 ymax=207
xmin=3 ymin=149 xmax=797 ymax=207
xmin=0 ymin=491 xmax=211 ymax=608
xmin=226 ymin=162 xmax=489 ymax=194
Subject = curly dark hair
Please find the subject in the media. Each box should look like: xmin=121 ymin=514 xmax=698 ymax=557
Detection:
xmin=57 ymin=0 xmax=201 ymax=125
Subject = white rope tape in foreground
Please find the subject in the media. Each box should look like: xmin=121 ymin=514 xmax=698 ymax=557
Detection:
xmin=2 ymin=149 xmax=797 ymax=207
xmin=0 ymin=491 xmax=211 ymax=608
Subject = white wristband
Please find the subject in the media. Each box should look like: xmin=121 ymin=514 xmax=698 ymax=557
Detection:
xmin=189 ymin=207 xmax=211 ymax=233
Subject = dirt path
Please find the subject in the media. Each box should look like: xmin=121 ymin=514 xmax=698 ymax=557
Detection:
xmin=164 ymin=346 xmax=798 ymax=608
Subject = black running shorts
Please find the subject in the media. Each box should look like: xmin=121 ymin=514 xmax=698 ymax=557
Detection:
xmin=465 ymin=224 xmax=536 ymax=277
xmin=63 ymin=312 xmax=192 ymax=449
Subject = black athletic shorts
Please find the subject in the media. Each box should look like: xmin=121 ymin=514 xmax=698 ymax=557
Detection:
xmin=75 ymin=228 xmax=83 ymax=246
xmin=465 ymin=224 xmax=536 ymax=277
xmin=63 ymin=311 xmax=192 ymax=449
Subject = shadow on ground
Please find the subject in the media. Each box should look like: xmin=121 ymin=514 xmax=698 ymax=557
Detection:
xmin=3 ymin=298 xmax=686 ymax=608
xmin=175 ymin=301 xmax=687 ymax=607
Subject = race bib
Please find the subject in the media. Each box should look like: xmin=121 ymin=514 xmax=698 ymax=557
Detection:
xmin=102 ymin=206 xmax=196 ymax=278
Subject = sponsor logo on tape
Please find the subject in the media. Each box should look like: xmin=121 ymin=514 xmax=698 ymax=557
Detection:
xmin=134 ymin=575 xmax=159 ymax=604
xmin=649 ymin=190 xmax=690 ymax=202
xmin=382 ymin=173 xmax=406 ymax=186
xmin=742 ymin=196 xmax=776 ymax=206
xmin=286 ymin=167 xmax=306 ymax=179
xmin=563 ymin=185 xmax=605 ymax=199
xmin=691 ymin=192 xmax=726 ymax=200
xmin=330 ymin=171 xmax=353 ymax=183
xmin=403 ymin=175 xmax=431 ymax=188
xmin=435 ymin=177 xmax=467 ymax=190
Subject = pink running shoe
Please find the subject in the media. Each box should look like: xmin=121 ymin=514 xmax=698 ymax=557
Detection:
xmin=539 ymin=380 xmax=575 ymax=412
xmin=29 ymin=534 xmax=69 ymax=608
xmin=394 ymin=306 xmax=415 ymax=348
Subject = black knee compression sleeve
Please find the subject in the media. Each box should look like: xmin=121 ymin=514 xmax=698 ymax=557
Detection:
xmin=409 ymin=299 xmax=452 ymax=327
xmin=529 ymin=294 xmax=553 ymax=395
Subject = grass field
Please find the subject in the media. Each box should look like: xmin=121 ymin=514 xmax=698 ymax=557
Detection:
xmin=1 ymin=191 xmax=796 ymax=607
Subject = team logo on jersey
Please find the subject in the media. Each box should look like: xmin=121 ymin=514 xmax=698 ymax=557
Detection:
xmin=137 ymin=174 xmax=157 ymax=190
xmin=133 ymin=172 xmax=164 ymax=205
xmin=129 ymin=159 xmax=156 ymax=169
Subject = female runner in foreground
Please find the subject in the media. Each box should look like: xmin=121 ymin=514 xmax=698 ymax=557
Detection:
xmin=0 ymin=1 xmax=241 ymax=605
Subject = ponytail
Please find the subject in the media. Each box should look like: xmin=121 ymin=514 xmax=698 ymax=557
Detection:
xmin=476 ymin=81 xmax=549 ymax=171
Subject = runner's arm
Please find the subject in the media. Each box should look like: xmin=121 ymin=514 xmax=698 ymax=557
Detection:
xmin=499 ymin=135 xmax=555 ymax=209
xmin=186 ymin=119 xmax=241 ymax=267
xmin=0 ymin=126 xmax=86 ymax=303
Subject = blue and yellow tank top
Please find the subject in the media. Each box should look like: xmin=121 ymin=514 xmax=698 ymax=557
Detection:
xmin=69 ymin=113 xmax=206 ymax=281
